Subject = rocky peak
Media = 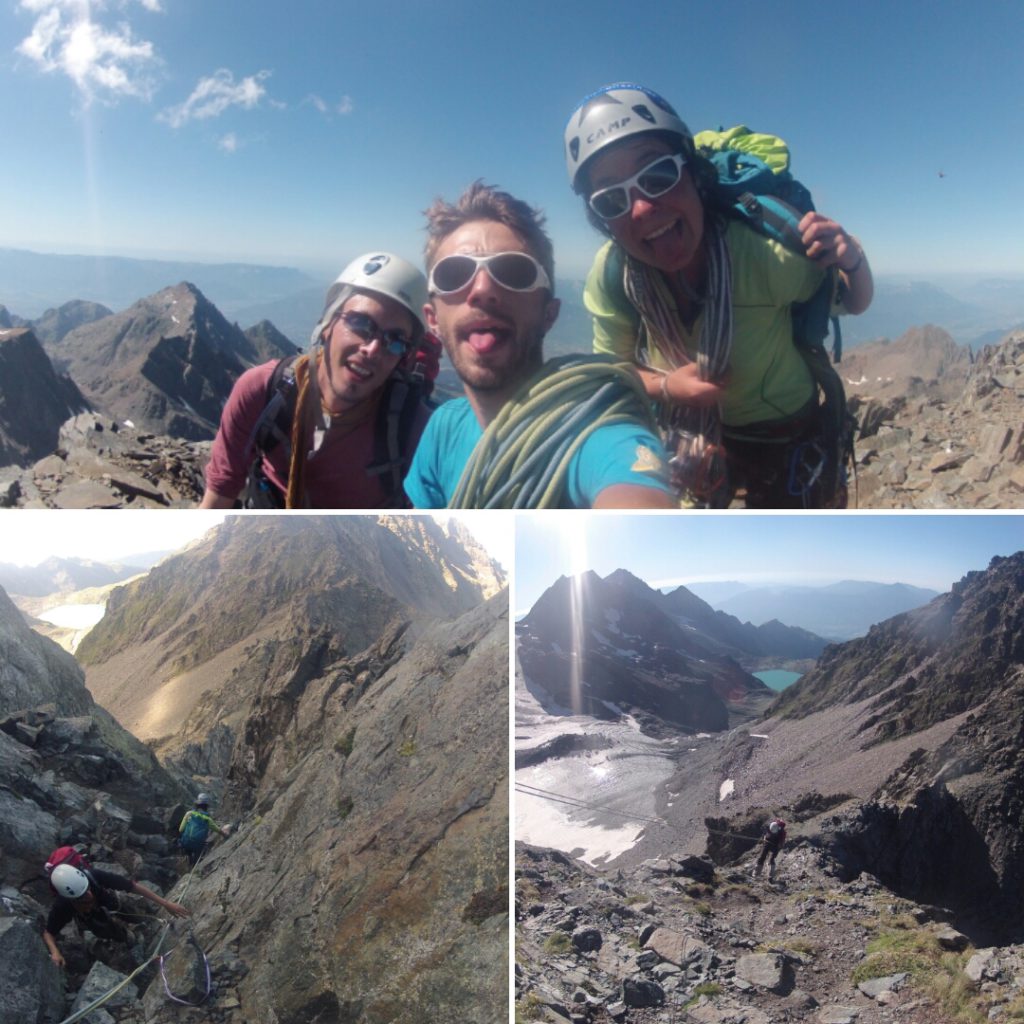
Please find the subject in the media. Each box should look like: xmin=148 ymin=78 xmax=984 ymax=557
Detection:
xmin=45 ymin=282 xmax=293 ymax=441
xmin=242 ymin=317 xmax=300 ymax=361
xmin=30 ymin=299 xmax=113 ymax=345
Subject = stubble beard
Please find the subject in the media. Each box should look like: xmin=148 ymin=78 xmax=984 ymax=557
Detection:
xmin=444 ymin=324 xmax=546 ymax=395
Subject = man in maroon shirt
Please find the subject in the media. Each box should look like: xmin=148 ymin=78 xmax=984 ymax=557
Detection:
xmin=200 ymin=252 xmax=431 ymax=508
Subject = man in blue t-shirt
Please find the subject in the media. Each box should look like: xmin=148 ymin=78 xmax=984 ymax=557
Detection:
xmin=405 ymin=182 xmax=676 ymax=509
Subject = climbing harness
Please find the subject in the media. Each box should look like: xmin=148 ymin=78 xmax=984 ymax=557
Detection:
xmin=450 ymin=354 xmax=662 ymax=508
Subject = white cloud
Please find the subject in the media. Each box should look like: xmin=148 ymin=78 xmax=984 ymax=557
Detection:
xmin=15 ymin=0 xmax=161 ymax=103
xmin=160 ymin=68 xmax=270 ymax=129
xmin=218 ymin=132 xmax=239 ymax=153
xmin=304 ymin=93 xmax=355 ymax=118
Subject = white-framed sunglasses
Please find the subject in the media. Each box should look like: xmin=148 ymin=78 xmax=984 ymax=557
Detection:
xmin=428 ymin=251 xmax=551 ymax=295
xmin=588 ymin=153 xmax=687 ymax=220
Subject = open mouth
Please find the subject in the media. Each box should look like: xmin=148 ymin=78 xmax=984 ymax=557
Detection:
xmin=344 ymin=361 xmax=374 ymax=380
xmin=644 ymin=219 xmax=679 ymax=243
xmin=462 ymin=320 xmax=512 ymax=355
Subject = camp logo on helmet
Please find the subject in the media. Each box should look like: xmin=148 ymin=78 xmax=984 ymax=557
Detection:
xmin=586 ymin=118 xmax=632 ymax=147
xmin=362 ymin=254 xmax=391 ymax=276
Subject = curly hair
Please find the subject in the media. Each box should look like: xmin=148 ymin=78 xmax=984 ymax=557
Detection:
xmin=423 ymin=181 xmax=555 ymax=291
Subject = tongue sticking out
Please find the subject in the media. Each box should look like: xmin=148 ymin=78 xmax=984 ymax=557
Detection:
xmin=468 ymin=329 xmax=503 ymax=354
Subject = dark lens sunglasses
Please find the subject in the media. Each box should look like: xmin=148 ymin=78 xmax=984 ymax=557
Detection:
xmin=428 ymin=251 xmax=551 ymax=295
xmin=339 ymin=310 xmax=412 ymax=356
xmin=588 ymin=153 xmax=687 ymax=221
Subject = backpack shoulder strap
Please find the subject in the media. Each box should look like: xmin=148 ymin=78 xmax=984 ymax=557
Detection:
xmin=249 ymin=354 xmax=300 ymax=458
xmin=366 ymin=374 xmax=428 ymax=503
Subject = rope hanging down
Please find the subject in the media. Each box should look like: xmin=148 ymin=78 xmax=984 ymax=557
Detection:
xmin=515 ymin=782 xmax=666 ymax=827
xmin=450 ymin=354 xmax=662 ymax=508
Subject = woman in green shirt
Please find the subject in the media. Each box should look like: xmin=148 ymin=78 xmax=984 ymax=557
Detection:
xmin=564 ymin=83 xmax=873 ymax=507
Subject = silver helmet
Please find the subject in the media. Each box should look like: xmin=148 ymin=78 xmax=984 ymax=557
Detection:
xmin=311 ymin=252 xmax=428 ymax=347
xmin=564 ymin=83 xmax=693 ymax=193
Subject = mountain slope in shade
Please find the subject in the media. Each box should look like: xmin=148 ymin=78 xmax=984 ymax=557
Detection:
xmin=518 ymin=569 xmax=777 ymax=736
xmin=0 ymin=327 xmax=89 ymax=467
xmin=29 ymin=299 xmax=114 ymax=344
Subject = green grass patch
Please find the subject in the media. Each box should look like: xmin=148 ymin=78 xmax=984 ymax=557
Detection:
xmin=514 ymin=993 xmax=543 ymax=1024
xmin=850 ymin=922 xmax=988 ymax=1024
xmin=683 ymin=982 xmax=722 ymax=1007
xmin=334 ymin=727 xmax=356 ymax=756
xmin=543 ymin=932 xmax=572 ymax=955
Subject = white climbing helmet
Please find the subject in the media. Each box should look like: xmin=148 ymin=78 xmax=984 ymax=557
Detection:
xmin=564 ymin=82 xmax=693 ymax=193
xmin=769 ymin=820 xmax=782 ymax=834
xmin=311 ymin=252 xmax=428 ymax=347
xmin=195 ymin=793 xmax=212 ymax=807
xmin=51 ymin=863 xmax=90 ymax=899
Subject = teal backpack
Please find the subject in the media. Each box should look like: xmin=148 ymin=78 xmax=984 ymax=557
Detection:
xmin=179 ymin=810 xmax=211 ymax=851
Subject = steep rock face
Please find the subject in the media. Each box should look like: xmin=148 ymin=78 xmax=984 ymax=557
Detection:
xmin=47 ymin=282 xmax=294 ymax=440
xmin=702 ymin=554 xmax=1024 ymax=942
xmin=518 ymin=569 xmax=772 ymax=735
xmin=160 ymin=592 xmax=509 ymax=1024
xmin=0 ymin=584 xmax=93 ymax=717
xmin=30 ymin=299 xmax=113 ymax=344
xmin=0 ymin=589 xmax=193 ymax=1017
xmin=79 ymin=515 xmax=505 ymax=745
xmin=0 ymin=327 xmax=90 ymax=467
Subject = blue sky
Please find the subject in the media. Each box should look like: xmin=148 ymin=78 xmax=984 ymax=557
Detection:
xmin=514 ymin=513 xmax=1024 ymax=615
xmin=1 ymin=0 xmax=1022 ymax=280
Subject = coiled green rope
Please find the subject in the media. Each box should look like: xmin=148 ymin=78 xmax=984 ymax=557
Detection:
xmin=449 ymin=354 xmax=663 ymax=509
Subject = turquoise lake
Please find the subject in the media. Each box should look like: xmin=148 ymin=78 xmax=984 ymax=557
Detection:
xmin=753 ymin=670 xmax=803 ymax=691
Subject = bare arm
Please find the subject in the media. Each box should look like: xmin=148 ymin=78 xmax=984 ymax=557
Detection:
xmin=198 ymin=488 xmax=236 ymax=509
xmin=593 ymin=484 xmax=677 ymax=509
xmin=635 ymin=364 xmax=724 ymax=409
xmin=131 ymin=881 xmax=190 ymax=919
xmin=42 ymin=929 xmax=64 ymax=968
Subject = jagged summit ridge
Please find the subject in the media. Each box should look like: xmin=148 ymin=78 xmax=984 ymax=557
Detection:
xmin=46 ymin=281 xmax=296 ymax=441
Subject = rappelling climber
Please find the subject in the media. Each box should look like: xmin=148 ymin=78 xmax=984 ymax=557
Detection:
xmin=403 ymin=181 xmax=677 ymax=509
xmin=178 ymin=793 xmax=233 ymax=868
xmin=42 ymin=861 xmax=188 ymax=969
xmin=752 ymin=817 xmax=787 ymax=879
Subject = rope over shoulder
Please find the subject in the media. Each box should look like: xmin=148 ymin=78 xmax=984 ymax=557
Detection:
xmin=449 ymin=354 xmax=661 ymax=508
